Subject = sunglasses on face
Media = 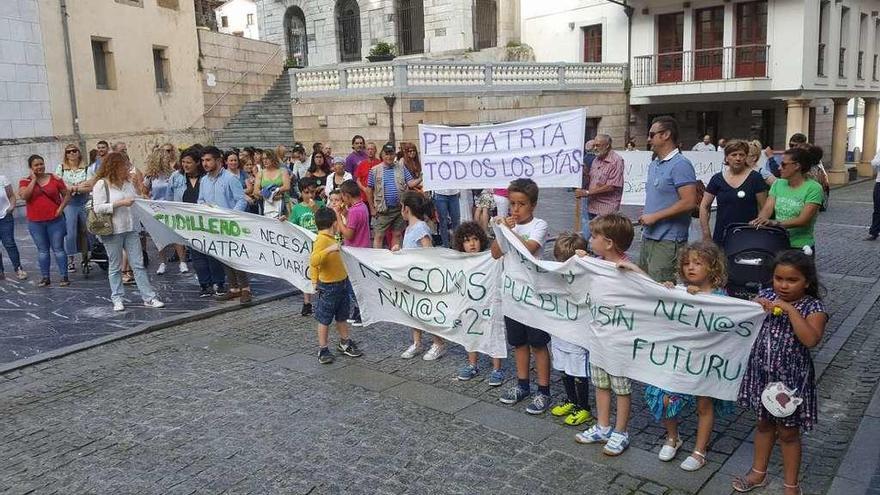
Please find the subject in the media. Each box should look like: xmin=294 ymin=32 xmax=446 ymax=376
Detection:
xmin=648 ymin=130 xmax=665 ymax=139
xmin=65 ymin=149 xmax=79 ymax=154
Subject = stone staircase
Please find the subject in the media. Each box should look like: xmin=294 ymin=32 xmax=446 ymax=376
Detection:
xmin=213 ymin=69 xmax=294 ymax=150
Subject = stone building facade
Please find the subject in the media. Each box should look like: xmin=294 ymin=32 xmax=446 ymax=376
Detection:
xmin=0 ymin=0 xmax=61 ymax=178
xmin=256 ymin=0 xmax=520 ymax=67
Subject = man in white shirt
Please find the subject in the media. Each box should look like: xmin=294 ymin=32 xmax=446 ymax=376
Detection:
xmin=691 ymin=135 xmax=716 ymax=152
xmin=867 ymin=149 xmax=880 ymax=240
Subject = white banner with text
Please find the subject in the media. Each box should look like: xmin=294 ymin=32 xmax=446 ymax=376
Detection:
xmin=419 ymin=108 xmax=587 ymax=191
xmin=618 ymin=150 xmax=725 ymax=206
xmin=341 ymin=247 xmax=508 ymax=358
xmin=495 ymin=225 xmax=765 ymax=400
xmin=132 ymin=200 xmax=316 ymax=294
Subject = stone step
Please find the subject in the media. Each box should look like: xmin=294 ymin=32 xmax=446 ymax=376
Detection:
xmin=214 ymin=69 xmax=294 ymax=151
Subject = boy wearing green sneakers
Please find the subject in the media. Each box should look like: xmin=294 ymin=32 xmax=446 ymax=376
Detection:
xmin=548 ymin=232 xmax=594 ymax=427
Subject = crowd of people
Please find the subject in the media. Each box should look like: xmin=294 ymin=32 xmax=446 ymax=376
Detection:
xmin=0 ymin=113 xmax=867 ymax=495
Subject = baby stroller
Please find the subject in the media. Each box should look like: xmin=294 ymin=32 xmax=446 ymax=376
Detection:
xmin=89 ymin=241 xmax=110 ymax=271
xmin=722 ymin=223 xmax=791 ymax=299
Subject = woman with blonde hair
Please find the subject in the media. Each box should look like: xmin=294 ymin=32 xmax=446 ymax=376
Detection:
xmin=254 ymin=151 xmax=291 ymax=219
xmin=92 ymin=152 xmax=164 ymax=311
xmin=143 ymin=146 xmax=188 ymax=275
xmin=56 ymin=143 xmax=93 ymax=273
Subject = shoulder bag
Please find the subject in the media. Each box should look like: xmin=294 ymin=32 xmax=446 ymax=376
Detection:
xmin=87 ymin=180 xmax=114 ymax=236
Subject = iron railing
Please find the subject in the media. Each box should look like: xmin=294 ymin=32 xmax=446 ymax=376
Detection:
xmin=632 ymin=44 xmax=770 ymax=86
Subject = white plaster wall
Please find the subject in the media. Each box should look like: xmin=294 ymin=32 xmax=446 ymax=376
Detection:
xmin=0 ymin=0 xmax=52 ymax=140
xmin=521 ymin=0 xmax=629 ymax=63
xmin=217 ymin=0 xmax=260 ymax=40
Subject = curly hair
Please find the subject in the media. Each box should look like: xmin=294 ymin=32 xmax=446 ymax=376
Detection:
xmin=452 ymin=222 xmax=489 ymax=253
xmin=144 ymin=147 xmax=173 ymax=178
xmin=677 ymin=241 xmax=728 ymax=288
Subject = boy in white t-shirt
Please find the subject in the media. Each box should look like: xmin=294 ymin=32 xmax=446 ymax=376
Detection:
xmin=490 ymin=178 xmax=552 ymax=414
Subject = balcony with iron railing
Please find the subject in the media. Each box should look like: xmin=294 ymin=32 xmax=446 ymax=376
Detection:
xmin=632 ymin=44 xmax=770 ymax=87
xmin=289 ymin=60 xmax=627 ymax=97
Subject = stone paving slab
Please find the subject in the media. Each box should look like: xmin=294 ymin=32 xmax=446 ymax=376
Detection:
xmin=323 ymin=364 xmax=407 ymax=392
xmin=382 ymin=380 xmax=479 ymax=415
xmin=267 ymin=352 xmax=351 ymax=375
xmin=457 ymin=401 xmax=561 ymax=444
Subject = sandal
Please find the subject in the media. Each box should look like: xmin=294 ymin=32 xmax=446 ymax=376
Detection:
xmin=680 ymin=450 xmax=707 ymax=471
xmin=732 ymin=468 xmax=767 ymax=493
xmin=784 ymin=482 xmax=802 ymax=495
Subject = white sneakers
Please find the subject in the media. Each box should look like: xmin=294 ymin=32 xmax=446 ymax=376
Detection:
xmin=144 ymin=299 xmax=165 ymax=308
xmin=113 ymin=301 xmax=125 ymax=312
xmin=422 ymin=343 xmax=447 ymax=361
xmin=157 ymin=262 xmax=188 ymax=274
xmin=400 ymin=343 xmax=423 ymax=359
xmin=658 ymin=437 xmax=683 ymax=462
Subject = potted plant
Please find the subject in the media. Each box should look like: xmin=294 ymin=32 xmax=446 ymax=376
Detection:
xmin=367 ymin=42 xmax=396 ymax=62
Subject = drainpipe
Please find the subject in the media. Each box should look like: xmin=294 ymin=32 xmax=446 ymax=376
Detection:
xmin=60 ymin=0 xmax=84 ymax=152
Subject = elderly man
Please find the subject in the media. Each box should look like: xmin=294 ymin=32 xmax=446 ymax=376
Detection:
xmin=639 ymin=116 xmax=699 ymax=283
xmin=692 ymin=134 xmax=716 ymax=152
xmin=576 ymin=134 xmax=624 ymax=224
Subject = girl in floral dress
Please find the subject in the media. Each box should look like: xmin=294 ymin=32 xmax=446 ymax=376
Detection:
xmin=733 ymin=251 xmax=827 ymax=495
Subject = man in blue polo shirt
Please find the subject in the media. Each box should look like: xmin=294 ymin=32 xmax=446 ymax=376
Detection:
xmin=638 ymin=116 xmax=698 ymax=283
xmin=366 ymin=143 xmax=422 ymax=248
xmin=198 ymin=146 xmax=251 ymax=304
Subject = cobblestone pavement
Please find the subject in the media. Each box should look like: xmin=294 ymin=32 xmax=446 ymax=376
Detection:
xmin=0 ymin=209 xmax=276 ymax=364
xmin=1 ymin=181 xmax=878 ymax=494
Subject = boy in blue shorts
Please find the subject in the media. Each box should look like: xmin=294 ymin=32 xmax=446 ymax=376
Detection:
xmin=309 ymin=207 xmax=363 ymax=364
xmin=490 ymin=178 xmax=552 ymax=414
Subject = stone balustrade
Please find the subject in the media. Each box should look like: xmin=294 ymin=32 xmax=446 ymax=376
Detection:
xmin=290 ymin=60 xmax=627 ymax=96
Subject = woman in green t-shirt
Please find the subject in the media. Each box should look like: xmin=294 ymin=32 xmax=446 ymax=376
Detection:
xmin=751 ymin=146 xmax=824 ymax=251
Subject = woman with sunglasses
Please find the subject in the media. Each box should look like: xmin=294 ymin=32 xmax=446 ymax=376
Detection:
xmin=56 ymin=144 xmax=93 ymax=273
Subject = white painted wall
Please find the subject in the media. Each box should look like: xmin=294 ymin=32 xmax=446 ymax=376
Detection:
xmin=217 ymin=0 xmax=260 ymax=40
xmin=521 ymin=0 xmax=629 ymax=63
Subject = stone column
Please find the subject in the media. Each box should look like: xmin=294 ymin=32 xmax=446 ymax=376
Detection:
xmin=828 ymin=97 xmax=850 ymax=185
xmin=785 ymin=99 xmax=809 ymax=141
xmin=858 ymin=97 xmax=879 ymax=177
xmin=801 ymin=102 xmax=811 ymax=140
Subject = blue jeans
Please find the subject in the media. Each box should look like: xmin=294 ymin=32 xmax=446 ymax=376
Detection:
xmin=27 ymin=216 xmax=67 ymax=279
xmin=579 ymin=197 xmax=592 ymax=240
xmin=101 ymin=230 xmax=157 ymax=303
xmin=434 ymin=193 xmax=461 ymax=248
xmin=190 ymin=249 xmax=226 ymax=288
xmin=63 ymin=194 xmax=89 ymax=257
xmin=0 ymin=214 xmax=22 ymax=273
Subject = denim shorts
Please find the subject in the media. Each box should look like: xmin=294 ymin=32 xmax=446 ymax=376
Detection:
xmin=315 ymin=279 xmax=351 ymax=325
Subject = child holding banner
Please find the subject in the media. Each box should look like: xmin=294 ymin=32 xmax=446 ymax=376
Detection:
xmin=733 ymin=251 xmax=826 ymax=494
xmin=490 ymin=178 xmax=552 ymax=415
xmin=309 ymin=207 xmax=363 ymax=364
xmin=549 ymin=232 xmax=594 ymax=427
xmin=394 ymin=192 xmax=447 ymax=361
xmin=454 ymin=222 xmax=504 ymax=385
xmin=574 ymin=213 xmax=635 ymax=455
xmin=622 ymin=242 xmax=736 ymax=470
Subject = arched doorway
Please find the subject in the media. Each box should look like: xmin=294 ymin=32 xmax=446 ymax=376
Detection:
xmin=284 ymin=6 xmax=308 ymax=67
xmin=336 ymin=0 xmax=361 ymax=62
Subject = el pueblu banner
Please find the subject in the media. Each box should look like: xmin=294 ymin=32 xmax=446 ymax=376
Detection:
xmin=494 ymin=225 xmax=766 ymax=401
